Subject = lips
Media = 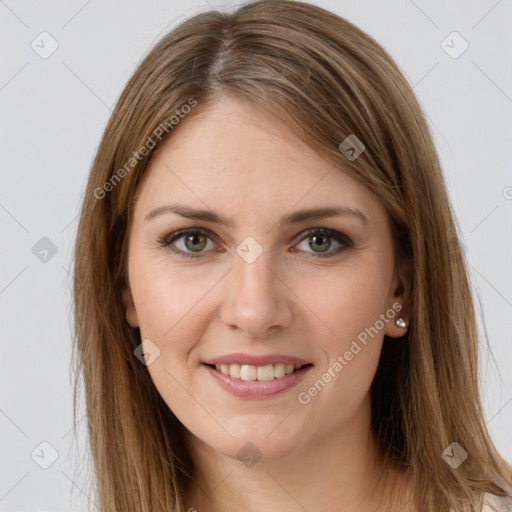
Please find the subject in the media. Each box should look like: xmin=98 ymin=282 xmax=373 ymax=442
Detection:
xmin=203 ymin=362 xmax=313 ymax=398
xmin=202 ymin=353 xmax=314 ymax=398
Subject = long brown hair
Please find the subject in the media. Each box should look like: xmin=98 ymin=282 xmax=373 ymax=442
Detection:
xmin=72 ymin=1 xmax=512 ymax=510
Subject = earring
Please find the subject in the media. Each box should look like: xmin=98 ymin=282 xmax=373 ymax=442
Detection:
xmin=395 ymin=317 xmax=407 ymax=329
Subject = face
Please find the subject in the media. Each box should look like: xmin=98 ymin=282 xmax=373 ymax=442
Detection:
xmin=123 ymin=94 xmax=407 ymax=463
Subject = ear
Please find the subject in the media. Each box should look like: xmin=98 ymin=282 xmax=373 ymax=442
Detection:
xmin=385 ymin=258 xmax=411 ymax=338
xmin=122 ymin=287 xmax=139 ymax=328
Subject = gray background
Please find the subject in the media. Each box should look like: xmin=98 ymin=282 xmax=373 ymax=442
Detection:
xmin=1 ymin=0 xmax=511 ymax=510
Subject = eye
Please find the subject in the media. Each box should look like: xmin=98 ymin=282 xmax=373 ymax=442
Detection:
xmin=158 ymin=227 xmax=353 ymax=260
xmin=293 ymin=228 xmax=352 ymax=258
xmin=159 ymin=229 xmax=216 ymax=259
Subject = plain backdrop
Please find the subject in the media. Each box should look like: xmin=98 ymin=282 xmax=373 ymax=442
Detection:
xmin=1 ymin=0 xmax=511 ymax=510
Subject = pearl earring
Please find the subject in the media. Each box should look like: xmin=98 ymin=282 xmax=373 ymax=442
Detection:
xmin=395 ymin=317 xmax=407 ymax=329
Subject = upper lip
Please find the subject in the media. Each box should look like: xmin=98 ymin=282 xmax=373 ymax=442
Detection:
xmin=203 ymin=353 xmax=312 ymax=366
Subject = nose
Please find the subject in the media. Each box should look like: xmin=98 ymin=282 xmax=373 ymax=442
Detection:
xmin=219 ymin=247 xmax=293 ymax=339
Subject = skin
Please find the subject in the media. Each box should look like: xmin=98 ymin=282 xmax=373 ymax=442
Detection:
xmin=123 ymin=94 xmax=414 ymax=511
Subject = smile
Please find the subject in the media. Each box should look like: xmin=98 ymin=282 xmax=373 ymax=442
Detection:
xmin=208 ymin=363 xmax=311 ymax=381
xmin=202 ymin=358 xmax=314 ymax=399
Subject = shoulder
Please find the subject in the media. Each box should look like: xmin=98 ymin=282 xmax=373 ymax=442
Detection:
xmin=482 ymin=492 xmax=512 ymax=512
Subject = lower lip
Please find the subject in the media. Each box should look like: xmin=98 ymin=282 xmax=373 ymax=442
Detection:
xmin=203 ymin=363 xmax=313 ymax=399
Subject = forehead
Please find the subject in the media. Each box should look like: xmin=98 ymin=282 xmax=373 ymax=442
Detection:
xmin=133 ymin=95 xmax=384 ymax=227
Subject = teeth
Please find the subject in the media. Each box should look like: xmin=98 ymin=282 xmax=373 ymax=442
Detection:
xmin=240 ymin=364 xmax=257 ymax=381
xmin=213 ymin=362 xmax=305 ymax=380
xmin=256 ymin=364 xmax=274 ymax=381
xmin=229 ymin=363 xmax=241 ymax=379
xmin=274 ymin=363 xmax=285 ymax=379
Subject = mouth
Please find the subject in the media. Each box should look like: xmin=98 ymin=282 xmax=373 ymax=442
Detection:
xmin=202 ymin=357 xmax=314 ymax=399
xmin=205 ymin=362 xmax=313 ymax=381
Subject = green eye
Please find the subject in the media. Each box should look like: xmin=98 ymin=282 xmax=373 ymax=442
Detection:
xmin=294 ymin=228 xmax=352 ymax=258
xmin=308 ymin=233 xmax=332 ymax=252
xmin=160 ymin=227 xmax=352 ymax=260
xmin=162 ymin=229 xmax=215 ymax=259
xmin=182 ymin=232 xmax=208 ymax=252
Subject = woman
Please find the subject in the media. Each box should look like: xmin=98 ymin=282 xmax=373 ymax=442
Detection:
xmin=72 ymin=1 xmax=512 ymax=510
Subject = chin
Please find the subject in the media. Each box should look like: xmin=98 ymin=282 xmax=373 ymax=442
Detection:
xmin=202 ymin=420 xmax=305 ymax=464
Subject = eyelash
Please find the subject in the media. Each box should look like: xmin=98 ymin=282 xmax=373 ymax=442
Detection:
xmin=157 ymin=228 xmax=353 ymax=260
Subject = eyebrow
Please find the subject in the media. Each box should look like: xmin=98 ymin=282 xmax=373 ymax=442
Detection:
xmin=143 ymin=203 xmax=368 ymax=228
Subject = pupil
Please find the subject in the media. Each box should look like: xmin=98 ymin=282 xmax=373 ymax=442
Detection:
xmin=186 ymin=233 xmax=206 ymax=252
xmin=311 ymin=235 xmax=330 ymax=252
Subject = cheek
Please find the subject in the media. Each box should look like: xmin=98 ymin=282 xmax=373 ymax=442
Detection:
xmin=129 ymin=254 xmax=220 ymax=346
xmin=295 ymin=262 xmax=389 ymax=350
xmin=129 ymin=261 xmax=214 ymax=429
xmin=293 ymin=262 xmax=389 ymax=402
